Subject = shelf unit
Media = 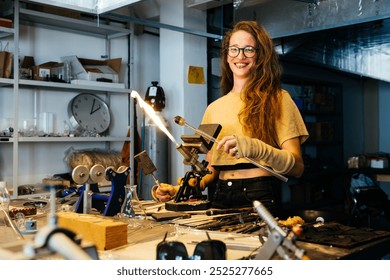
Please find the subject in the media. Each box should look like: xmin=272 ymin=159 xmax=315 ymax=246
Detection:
xmin=282 ymin=77 xmax=344 ymax=209
xmin=0 ymin=0 xmax=134 ymax=198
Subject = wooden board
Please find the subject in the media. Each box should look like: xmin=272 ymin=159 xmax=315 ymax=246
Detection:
xmin=57 ymin=212 xmax=128 ymax=250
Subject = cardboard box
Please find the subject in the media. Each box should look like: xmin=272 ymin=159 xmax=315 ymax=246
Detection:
xmin=0 ymin=17 xmax=13 ymax=28
xmin=370 ymin=157 xmax=389 ymax=169
xmin=31 ymin=61 xmax=62 ymax=80
xmin=61 ymin=55 xmax=121 ymax=83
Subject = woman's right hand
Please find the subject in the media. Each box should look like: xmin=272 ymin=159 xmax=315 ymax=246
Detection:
xmin=152 ymin=183 xmax=179 ymax=202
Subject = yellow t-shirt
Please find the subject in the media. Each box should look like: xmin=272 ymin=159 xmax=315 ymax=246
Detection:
xmin=201 ymin=89 xmax=309 ymax=169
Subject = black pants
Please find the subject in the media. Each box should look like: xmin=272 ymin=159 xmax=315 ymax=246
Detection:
xmin=211 ymin=176 xmax=282 ymax=215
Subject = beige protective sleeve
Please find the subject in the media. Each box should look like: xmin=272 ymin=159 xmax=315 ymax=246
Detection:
xmin=235 ymin=135 xmax=296 ymax=174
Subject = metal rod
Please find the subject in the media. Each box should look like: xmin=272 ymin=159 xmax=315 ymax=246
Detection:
xmin=174 ymin=116 xmax=288 ymax=182
xmin=106 ymin=12 xmax=223 ymax=40
xmin=152 ymin=174 xmax=161 ymax=188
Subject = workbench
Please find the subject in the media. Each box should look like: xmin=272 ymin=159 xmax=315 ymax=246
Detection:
xmin=2 ymin=198 xmax=390 ymax=261
xmin=101 ymin=217 xmax=390 ymax=260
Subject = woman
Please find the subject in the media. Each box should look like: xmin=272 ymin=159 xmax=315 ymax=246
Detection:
xmin=154 ymin=21 xmax=308 ymax=214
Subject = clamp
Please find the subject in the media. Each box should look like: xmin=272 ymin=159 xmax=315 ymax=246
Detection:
xmin=253 ymin=200 xmax=309 ymax=260
xmin=73 ymin=165 xmax=129 ymax=216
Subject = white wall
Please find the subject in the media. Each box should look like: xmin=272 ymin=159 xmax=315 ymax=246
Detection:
xmin=159 ymin=0 xmax=208 ymax=183
xmin=132 ymin=32 xmax=160 ymax=95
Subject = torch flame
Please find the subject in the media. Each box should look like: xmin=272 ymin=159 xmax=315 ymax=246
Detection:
xmin=130 ymin=90 xmax=178 ymax=145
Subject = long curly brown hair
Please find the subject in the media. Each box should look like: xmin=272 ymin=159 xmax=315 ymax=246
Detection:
xmin=220 ymin=21 xmax=282 ymax=147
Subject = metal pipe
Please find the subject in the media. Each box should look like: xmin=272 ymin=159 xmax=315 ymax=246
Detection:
xmin=106 ymin=12 xmax=223 ymax=40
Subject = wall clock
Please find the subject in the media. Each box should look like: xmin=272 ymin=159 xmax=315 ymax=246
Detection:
xmin=68 ymin=93 xmax=111 ymax=134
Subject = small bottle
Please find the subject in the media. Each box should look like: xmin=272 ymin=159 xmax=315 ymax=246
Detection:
xmin=0 ymin=181 xmax=10 ymax=211
xmin=118 ymin=185 xmax=146 ymax=228
xmin=121 ymin=185 xmax=145 ymax=218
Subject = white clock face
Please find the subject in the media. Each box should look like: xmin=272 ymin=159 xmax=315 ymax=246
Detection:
xmin=68 ymin=93 xmax=111 ymax=134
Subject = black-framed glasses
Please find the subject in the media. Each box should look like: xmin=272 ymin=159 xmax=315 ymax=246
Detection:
xmin=156 ymin=232 xmax=227 ymax=260
xmin=227 ymin=46 xmax=258 ymax=58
